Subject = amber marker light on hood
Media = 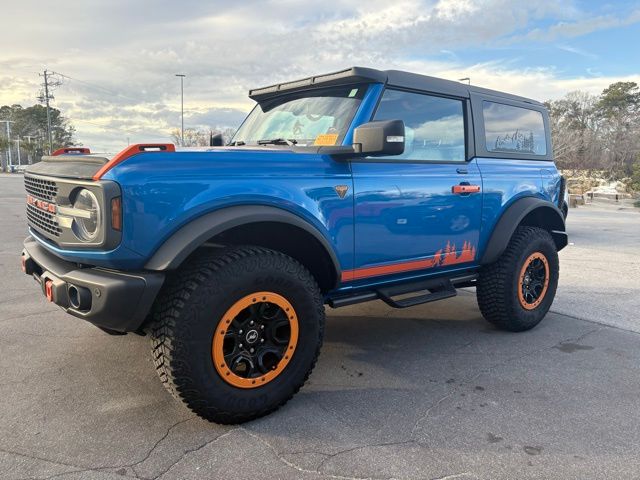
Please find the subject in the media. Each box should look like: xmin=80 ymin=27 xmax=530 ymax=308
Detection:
xmin=111 ymin=197 xmax=122 ymax=231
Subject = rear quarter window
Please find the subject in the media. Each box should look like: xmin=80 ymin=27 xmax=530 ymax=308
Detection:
xmin=483 ymin=101 xmax=547 ymax=156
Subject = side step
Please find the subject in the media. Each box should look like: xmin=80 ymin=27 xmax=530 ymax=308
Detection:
xmin=377 ymin=278 xmax=456 ymax=308
xmin=328 ymin=275 xmax=473 ymax=309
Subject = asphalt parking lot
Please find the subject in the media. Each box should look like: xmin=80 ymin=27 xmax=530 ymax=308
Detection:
xmin=1 ymin=173 xmax=639 ymax=480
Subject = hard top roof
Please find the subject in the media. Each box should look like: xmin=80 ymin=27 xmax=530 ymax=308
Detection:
xmin=249 ymin=66 xmax=543 ymax=106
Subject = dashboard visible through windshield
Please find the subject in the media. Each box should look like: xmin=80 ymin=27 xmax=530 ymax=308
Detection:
xmin=231 ymin=84 xmax=368 ymax=147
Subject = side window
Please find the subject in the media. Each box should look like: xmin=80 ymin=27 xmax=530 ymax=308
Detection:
xmin=373 ymin=89 xmax=466 ymax=162
xmin=483 ymin=101 xmax=547 ymax=155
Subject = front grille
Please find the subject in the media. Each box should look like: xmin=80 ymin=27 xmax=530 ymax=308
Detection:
xmin=24 ymin=175 xmax=58 ymax=202
xmin=26 ymin=203 xmax=62 ymax=237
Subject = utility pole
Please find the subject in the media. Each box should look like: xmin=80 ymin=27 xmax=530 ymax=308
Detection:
xmin=1 ymin=120 xmax=14 ymax=171
xmin=38 ymin=70 xmax=62 ymax=155
xmin=24 ymin=135 xmax=33 ymax=164
xmin=175 ymin=74 xmax=186 ymax=146
xmin=16 ymin=137 xmax=21 ymax=167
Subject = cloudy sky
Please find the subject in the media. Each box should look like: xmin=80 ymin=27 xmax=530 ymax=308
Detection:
xmin=2 ymin=0 xmax=639 ymax=154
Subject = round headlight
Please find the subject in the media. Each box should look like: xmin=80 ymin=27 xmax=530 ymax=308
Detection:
xmin=72 ymin=189 xmax=101 ymax=241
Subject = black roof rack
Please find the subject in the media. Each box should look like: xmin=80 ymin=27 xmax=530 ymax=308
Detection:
xmin=249 ymin=66 xmax=543 ymax=106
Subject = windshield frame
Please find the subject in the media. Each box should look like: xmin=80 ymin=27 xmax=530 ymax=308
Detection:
xmin=230 ymin=84 xmax=370 ymax=147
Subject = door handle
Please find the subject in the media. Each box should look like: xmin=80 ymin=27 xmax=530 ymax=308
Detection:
xmin=452 ymin=184 xmax=481 ymax=194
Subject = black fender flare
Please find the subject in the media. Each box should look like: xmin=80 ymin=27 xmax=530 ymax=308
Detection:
xmin=481 ymin=197 xmax=567 ymax=265
xmin=144 ymin=205 xmax=341 ymax=276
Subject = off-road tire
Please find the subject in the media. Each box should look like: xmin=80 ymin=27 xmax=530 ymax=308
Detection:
xmin=148 ymin=246 xmax=325 ymax=424
xmin=477 ymin=226 xmax=559 ymax=332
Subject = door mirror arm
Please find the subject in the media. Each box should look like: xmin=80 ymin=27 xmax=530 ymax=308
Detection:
xmin=320 ymin=120 xmax=405 ymax=160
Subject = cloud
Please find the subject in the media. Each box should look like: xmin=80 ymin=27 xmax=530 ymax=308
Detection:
xmin=556 ymin=44 xmax=599 ymax=60
xmin=1 ymin=0 xmax=638 ymax=152
xmin=521 ymin=9 xmax=640 ymax=42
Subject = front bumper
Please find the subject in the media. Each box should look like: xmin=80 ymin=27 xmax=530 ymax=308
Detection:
xmin=21 ymin=236 xmax=164 ymax=333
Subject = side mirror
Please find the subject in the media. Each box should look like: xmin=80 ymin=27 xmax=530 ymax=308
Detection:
xmin=353 ymin=120 xmax=405 ymax=156
xmin=210 ymin=132 xmax=224 ymax=147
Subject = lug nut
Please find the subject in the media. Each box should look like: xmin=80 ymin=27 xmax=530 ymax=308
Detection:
xmin=250 ymin=348 xmax=254 ymax=353
xmin=249 ymin=321 xmax=254 ymax=326
xmin=239 ymin=329 xmax=243 ymax=334
xmin=239 ymin=343 xmax=243 ymax=349
xmin=260 ymin=339 xmax=265 ymax=343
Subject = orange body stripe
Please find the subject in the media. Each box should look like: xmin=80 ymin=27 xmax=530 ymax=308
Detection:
xmin=341 ymin=241 xmax=477 ymax=282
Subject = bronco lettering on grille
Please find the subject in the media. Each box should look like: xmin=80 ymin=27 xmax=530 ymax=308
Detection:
xmin=26 ymin=194 xmax=57 ymax=214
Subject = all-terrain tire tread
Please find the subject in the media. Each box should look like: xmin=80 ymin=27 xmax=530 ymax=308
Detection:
xmin=148 ymin=246 xmax=325 ymax=423
xmin=477 ymin=226 xmax=557 ymax=332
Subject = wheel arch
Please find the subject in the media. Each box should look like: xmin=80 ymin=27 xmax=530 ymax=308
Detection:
xmin=481 ymin=197 xmax=567 ymax=265
xmin=144 ymin=205 xmax=341 ymax=292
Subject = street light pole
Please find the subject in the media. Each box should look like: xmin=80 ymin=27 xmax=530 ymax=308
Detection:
xmin=175 ymin=74 xmax=186 ymax=146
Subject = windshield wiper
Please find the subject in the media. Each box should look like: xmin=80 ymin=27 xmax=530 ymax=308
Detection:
xmin=257 ymin=138 xmax=297 ymax=146
xmin=228 ymin=140 xmax=245 ymax=146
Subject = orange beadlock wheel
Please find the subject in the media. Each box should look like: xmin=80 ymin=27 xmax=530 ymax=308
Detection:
xmin=212 ymin=292 xmax=299 ymax=389
xmin=517 ymin=252 xmax=550 ymax=310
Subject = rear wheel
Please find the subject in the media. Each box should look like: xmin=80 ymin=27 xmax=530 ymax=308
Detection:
xmin=149 ymin=246 xmax=325 ymax=424
xmin=477 ymin=226 xmax=559 ymax=332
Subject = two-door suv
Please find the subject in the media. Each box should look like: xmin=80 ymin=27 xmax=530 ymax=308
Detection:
xmin=21 ymin=67 xmax=567 ymax=423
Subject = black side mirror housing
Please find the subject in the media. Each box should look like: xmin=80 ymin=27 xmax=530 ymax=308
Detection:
xmin=210 ymin=133 xmax=224 ymax=147
xmin=353 ymin=120 xmax=405 ymax=156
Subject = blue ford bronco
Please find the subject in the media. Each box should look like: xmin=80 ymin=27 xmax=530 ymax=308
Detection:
xmin=21 ymin=67 xmax=567 ymax=423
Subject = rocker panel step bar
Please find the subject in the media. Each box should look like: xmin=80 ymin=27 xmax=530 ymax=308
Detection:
xmin=327 ymin=274 xmax=476 ymax=309
xmin=377 ymin=278 xmax=456 ymax=308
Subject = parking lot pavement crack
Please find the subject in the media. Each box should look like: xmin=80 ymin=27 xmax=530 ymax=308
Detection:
xmin=429 ymin=473 xmax=478 ymax=480
xmin=21 ymin=467 xmax=140 ymax=480
xmin=557 ymin=327 xmax=602 ymax=345
xmin=0 ymin=447 xmax=94 ymax=480
xmin=126 ymin=415 xmax=196 ymax=475
xmin=551 ymin=309 xmax=640 ymax=335
xmin=149 ymin=428 xmax=239 ymax=480
xmin=0 ymin=309 xmax=57 ymax=324
xmin=410 ymin=330 xmax=591 ymax=438
xmin=244 ymin=428 xmax=413 ymax=480
xmin=313 ymin=440 xmax=417 ymax=478
xmin=410 ymin=386 xmax=462 ymax=437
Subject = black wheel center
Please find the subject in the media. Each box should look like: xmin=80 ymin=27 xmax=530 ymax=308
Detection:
xmin=221 ymin=301 xmax=292 ymax=379
xmin=521 ymin=257 xmax=547 ymax=304
xmin=245 ymin=329 xmax=259 ymax=344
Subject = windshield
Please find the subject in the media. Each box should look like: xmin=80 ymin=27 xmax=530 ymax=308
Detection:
xmin=231 ymin=84 xmax=367 ymax=147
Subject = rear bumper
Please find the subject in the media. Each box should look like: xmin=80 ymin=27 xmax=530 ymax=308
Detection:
xmin=21 ymin=236 xmax=164 ymax=333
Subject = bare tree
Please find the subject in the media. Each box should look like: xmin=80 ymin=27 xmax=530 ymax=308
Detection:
xmin=170 ymin=128 xmax=209 ymax=147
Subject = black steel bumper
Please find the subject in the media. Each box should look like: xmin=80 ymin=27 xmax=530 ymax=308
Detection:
xmin=21 ymin=236 xmax=164 ymax=333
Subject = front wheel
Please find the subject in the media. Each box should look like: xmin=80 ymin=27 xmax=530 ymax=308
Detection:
xmin=476 ymin=226 xmax=559 ymax=332
xmin=149 ymin=246 xmax=325 ymax=424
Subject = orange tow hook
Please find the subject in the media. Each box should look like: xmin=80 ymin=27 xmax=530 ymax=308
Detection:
xmin=45 ymin=280 xmax=54 ymax=302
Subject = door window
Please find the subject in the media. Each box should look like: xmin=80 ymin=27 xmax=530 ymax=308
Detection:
xmin=373 ymin=89 xmax=466 ymax=161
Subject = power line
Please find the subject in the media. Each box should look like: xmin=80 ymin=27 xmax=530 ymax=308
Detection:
xmin=71 ymin=119 xmax=170 ymax=140
xmin=53 ymin=72 xmax=140 ymax=103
